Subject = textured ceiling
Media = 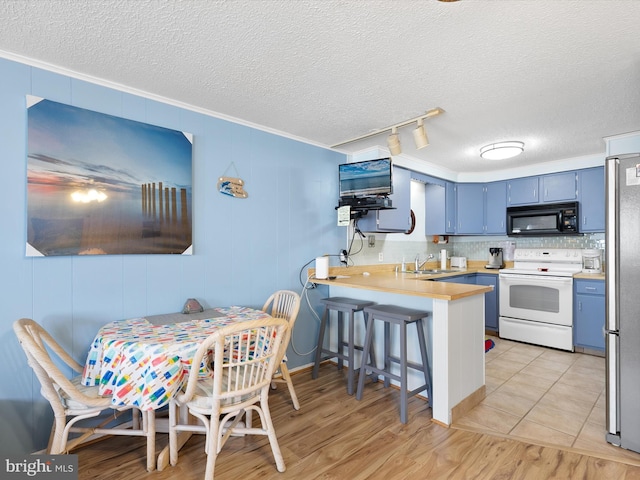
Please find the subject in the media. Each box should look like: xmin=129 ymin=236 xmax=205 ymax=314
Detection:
xmin=1 ymin=0 xmax=639 ymax=177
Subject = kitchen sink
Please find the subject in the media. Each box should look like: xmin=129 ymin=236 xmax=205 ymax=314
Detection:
xmin=420 ymin=269 xmax=458 ymax=274
xmin=406 ymin=269 xmax=458 ymax=274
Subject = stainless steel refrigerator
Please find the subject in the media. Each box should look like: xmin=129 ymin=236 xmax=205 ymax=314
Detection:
xmin=606 ymin=152 xmax=640 ymax=453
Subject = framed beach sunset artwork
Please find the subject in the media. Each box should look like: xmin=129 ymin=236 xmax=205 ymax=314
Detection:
xmin=26 ymin=97 xmax=193 ymax=256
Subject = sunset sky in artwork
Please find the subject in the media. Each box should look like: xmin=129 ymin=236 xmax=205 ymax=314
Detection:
xmin=27 ymin=98 xmax=192 ymax=193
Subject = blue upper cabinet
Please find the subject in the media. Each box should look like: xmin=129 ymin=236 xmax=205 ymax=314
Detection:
xmin=578 ymin=167 xmax=605 ymax=232
xmin=485 ymin=181 xmax=507 ymax=234
xmin=425 ymin=181 xmax=456 ymax=235
xmin=445 ymin=182 xmax=456 ymax=234
xmin=358 ymin=166 xmax=412 ymax=232
xmin=429 ymin=181 xmax=505 ymax=235
xmin=457 ymin=182 xmax=506 ymax=235
xmin=425 ymin=183 xmax=445 ymax=235
xmin=456 ymin=183 xmax=485 ymax=234
xmin=507 ymin=177 xmax=539 ymax=205
xmin=541 ymin=171 xmax=578 ymax=202
xmin=508 ymin=172 xmax=578 ymax=205
xmin=421 ymin=167 xmax=602 ymax=235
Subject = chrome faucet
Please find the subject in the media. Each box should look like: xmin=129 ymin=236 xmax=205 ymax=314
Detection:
xmin=415 ymin=253 xmax=435 ymax=271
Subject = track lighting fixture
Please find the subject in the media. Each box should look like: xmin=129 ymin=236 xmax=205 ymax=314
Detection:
xmin=331 ymin=107 xmax=444 ymax=155
xmin=413 ymin=118 xmax=429 ymax=149
xmin=387 ymin=127 xmax=402 ymax=155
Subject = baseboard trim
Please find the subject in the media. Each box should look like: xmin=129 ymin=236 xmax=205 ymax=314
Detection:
xmin=451 ymin=385 xmax=486 ymax=424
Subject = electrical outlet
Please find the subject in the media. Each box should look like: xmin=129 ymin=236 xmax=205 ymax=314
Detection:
xmin=340 ymin=250 xmax=347 ymax=264
xmin=378 ymin=252 xmax=384 ymax=262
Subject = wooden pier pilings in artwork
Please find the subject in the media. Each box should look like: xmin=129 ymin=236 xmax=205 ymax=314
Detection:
xmin=141 ymin=182 xmax=189 ymax=239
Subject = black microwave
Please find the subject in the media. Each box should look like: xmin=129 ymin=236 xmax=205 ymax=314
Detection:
xmin=506 ymin=201 xmax=580 ymax=236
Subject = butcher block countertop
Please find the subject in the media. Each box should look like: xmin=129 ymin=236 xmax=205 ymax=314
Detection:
xmin=309 ymin=263 xmax=494 ymax=301
xmin=574 ymin=272 xmax=606 ymax=280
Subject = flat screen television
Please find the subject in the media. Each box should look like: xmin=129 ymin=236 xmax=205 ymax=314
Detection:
xmin=339 ymin=158 xmax=393 ymax=198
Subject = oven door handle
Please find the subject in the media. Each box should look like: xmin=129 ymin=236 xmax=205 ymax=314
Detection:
xmin=499 ymin=274 xmax=573 ymax=284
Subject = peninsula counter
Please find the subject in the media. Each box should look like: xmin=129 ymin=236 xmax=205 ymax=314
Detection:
xmin=310 ymin=264 xmax=492 ymax=427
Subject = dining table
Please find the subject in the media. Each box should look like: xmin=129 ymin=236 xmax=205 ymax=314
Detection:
xmin=81 ymin=306 xmax=273 ymax=470
xmin=82 ymin=306 xmax=271 ymax=410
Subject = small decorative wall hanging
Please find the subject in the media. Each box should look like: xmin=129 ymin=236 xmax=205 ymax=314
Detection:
xmin=217 ymin=162 xmax=248 ymax=198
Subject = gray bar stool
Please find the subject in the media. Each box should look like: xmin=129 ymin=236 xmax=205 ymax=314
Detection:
xmin=355 ymin=304 xmax=432 ymax=424
xmin=312 ymin=297 xmax=377 ymax=395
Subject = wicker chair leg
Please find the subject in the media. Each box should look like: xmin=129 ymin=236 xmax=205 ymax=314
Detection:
xmin=279 ymin=363 xmax=300 ymax=410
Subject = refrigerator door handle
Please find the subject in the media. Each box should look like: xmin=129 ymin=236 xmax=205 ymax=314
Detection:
xmin=605 ymin=157 xmax=618 ymax=333
xmin=605 ymin=156 xmax=620 ymax=445
xmin=606 ymin=332 xmax=620 ymax=442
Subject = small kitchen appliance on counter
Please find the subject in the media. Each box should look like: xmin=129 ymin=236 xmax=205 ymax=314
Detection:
xmin=450 ymin=256 xmax=467 ymax=269
xmin=581 ymin=248 xmax=602 ymax=274
xmin=485 ymin=247 xmax=504 ymax=269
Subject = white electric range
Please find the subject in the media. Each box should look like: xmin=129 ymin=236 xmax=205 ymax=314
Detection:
xmin=498 ymin=248 xmax=583 ymax=351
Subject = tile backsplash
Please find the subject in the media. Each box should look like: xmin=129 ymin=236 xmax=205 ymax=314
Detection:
xmin=448 ymin=233 xmax=605 ymax=260
xmin=349 ymin=233 xmax=605 ymax=266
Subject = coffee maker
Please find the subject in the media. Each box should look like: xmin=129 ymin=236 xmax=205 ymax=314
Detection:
xmin=581 ymin=248 xmax=602 ymax=274
xmin=486 ymin=247 xmax=504 ymax=269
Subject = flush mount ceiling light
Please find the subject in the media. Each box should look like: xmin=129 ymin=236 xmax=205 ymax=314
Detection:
xmin=331 ymin=107 xmax=444 ymax=156
xmin=480 ymin=141 xmax=524 ymax=160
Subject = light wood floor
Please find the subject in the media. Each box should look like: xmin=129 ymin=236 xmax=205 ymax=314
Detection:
xmin=73 ymin=361 xmax=640 ymax=480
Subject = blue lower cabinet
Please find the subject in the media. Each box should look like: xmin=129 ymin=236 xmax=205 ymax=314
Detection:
xmin=476 ymin=274 xmax=499 ymax=332
xmin=436 ymin=273 xmax=499 ymax=332
xmin=573 ymin=279 xmax=605 ymax=352
xmin=435 ymin=274 xmax=475 ymax=283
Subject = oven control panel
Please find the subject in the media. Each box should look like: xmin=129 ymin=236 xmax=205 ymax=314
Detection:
xmin=504 ymin=248 xmax=583 ymax=276
xmin=513 ymin=248 xmax=582 ymax=263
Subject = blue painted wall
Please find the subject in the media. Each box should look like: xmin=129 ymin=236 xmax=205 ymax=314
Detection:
xmin=0 ymin=57 xmax=343 ymax=454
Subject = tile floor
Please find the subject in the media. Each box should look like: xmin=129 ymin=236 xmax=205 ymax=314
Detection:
xmin=453 ymin=335 xmax=640 ymax=466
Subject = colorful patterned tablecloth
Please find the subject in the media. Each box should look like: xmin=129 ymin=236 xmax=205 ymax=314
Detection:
xmin=81 ymin=306 xmax=271 ymax=410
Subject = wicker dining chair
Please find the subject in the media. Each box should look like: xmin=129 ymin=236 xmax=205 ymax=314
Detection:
xmin=13 ymin=318 xmax=156 ymax=471
xmin=261 ymin=290 xmax=301 ymax=410
xmin=168 ymin=317 xmax=289 ymax=479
